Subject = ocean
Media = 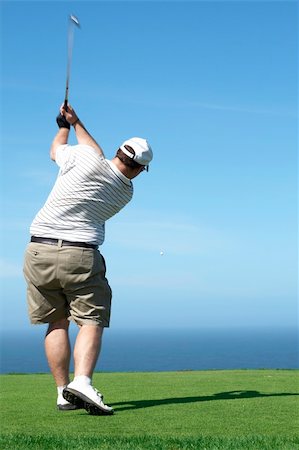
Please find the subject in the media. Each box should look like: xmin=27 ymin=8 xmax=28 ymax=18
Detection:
xmin=0 ymin=327 xmax=298 ymax=374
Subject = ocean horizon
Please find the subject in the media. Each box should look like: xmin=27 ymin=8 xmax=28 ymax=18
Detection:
xmin=0 ymin=326 xmax=298 ymax=374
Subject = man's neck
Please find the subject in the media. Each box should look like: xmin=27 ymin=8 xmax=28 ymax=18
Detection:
xmin=110 ymin=157 xmax=137 ymax=179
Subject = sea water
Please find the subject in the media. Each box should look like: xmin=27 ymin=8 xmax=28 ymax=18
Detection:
xmin=0 ymin=327 xmax=298 ymax=374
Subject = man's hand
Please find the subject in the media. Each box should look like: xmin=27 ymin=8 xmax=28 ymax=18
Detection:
xmin=60 ymin=104 xmax=79 ymax=126
xmin=56 ymin=113 xmax=70 ymax=129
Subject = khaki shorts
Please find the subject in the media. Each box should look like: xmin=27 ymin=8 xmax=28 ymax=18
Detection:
xmin=23 ymin=242 xmax=112 ymax=327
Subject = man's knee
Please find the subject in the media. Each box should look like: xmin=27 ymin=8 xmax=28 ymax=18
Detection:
xmin=79 ymin=324 xmax=104 ymax=335
xmin=47 ymin=318 xmax=70 ymax=333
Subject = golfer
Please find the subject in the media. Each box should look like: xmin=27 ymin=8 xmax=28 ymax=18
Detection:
xmin=23 ymin=104 xmax=153 ymax=415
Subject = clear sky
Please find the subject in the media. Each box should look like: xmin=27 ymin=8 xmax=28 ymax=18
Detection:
xmin=0 ymin=1 xmax=297 ymax=332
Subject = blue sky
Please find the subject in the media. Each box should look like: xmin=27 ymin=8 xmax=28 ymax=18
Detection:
xmin=0 ymin=1 xmax=297 ymax=332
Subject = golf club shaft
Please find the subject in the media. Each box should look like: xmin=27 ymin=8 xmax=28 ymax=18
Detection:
xmin=64 ymin=25 xmax=74 ymax=111
xmin=64 ymin=16 xmax=79 ymax=110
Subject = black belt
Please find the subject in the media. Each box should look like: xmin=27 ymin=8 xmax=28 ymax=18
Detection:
xmin=30 ymin=236 xmax=98 ymax=250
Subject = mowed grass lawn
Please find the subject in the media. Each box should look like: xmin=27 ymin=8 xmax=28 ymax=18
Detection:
xmin=1 ymin=370 xmax=298 ymax=449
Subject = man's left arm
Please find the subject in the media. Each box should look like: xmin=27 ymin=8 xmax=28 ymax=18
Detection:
xmin=50 ymin=127 xmax=70 ymax=161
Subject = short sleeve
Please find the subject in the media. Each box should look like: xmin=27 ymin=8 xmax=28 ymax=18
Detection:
xmin=55 ymin=144 xmax=73 ymax=168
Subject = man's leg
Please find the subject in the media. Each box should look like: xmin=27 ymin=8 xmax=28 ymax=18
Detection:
xmin=63 ymin=324 xmax=114 ymax=415
xmin=45 ymin=318 xmax=71 ymax=386
xmin=45 ymin=318 xmax=80 ymax=410
xmin=73 ymin=324 xmax=103 ymax=378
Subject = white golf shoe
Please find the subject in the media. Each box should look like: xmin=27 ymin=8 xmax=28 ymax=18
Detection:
xmin=63 ymin=381 xmax=114 ymax=415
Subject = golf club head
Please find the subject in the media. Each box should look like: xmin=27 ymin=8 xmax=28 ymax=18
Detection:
xmin=70 ymin=14 xmax=80 ymax=28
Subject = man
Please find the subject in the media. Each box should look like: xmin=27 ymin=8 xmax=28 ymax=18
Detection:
xmin=23 ymin=104 xmax=153 ymax=415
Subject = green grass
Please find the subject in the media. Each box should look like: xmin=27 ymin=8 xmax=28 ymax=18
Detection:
xmin=1 ymin=370 xmax=298 ymax=449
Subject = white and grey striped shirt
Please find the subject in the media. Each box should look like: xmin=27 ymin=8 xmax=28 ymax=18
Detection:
xmin=30 ymin=144 xmax=133 ymax=245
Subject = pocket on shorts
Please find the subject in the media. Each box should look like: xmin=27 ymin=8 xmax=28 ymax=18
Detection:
xmin=23 ymin=244 xmax=55 ymax=287
xmin=66 ymin=249 xmax=97 ymax=275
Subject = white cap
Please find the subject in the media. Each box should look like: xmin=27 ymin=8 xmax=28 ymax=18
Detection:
xmin=120 ymin=137 xmax=153 ymax=166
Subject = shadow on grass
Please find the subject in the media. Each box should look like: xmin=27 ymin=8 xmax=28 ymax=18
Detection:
xmin=111 ymin=390 xmax=299 ymax=412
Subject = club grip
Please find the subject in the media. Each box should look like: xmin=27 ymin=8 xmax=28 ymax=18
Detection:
xmin=64 ymin=99 xmax=68 ymax=111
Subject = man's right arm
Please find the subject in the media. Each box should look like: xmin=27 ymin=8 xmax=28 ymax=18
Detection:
xmin=72 ymin=120 xmax=105 ymax=157
xmin=61 ymin=104 xmax=105 ymax=158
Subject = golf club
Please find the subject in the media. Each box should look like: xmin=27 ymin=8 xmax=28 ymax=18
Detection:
xmin=64 ymin=14 xmax=80 ymax=111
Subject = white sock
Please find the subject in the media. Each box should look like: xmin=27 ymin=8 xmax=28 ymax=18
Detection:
xmin=57 ymin=385 xmax=69 ymax=405
xmin=74 ymin=375 xmax=91 ymax=386
xmin=57 ymin=385 xmax=67 ymax=395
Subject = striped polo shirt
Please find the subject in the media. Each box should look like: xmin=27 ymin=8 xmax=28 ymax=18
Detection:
xmin=30 ymin=144 xmax=133 ymax=245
